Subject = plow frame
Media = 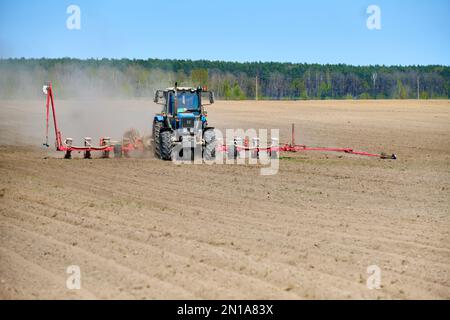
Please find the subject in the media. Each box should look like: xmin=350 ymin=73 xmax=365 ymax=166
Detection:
xmin=43 ymin=82 xmax=143 ymax=159
xmin=218 ymin=124 xmax=396 ymax=160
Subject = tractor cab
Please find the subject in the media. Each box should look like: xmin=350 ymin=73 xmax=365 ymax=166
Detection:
xmin=152 ymin=84 xmax=216 ymax=161
xmin=154 ymin=85 xmax=214 ymax=132
xmin=169 ymin=91 xmax=200 ymax=114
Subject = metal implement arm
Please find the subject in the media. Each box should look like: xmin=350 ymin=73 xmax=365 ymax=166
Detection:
xmin=44 ymin=82 xmax=63 ymax=150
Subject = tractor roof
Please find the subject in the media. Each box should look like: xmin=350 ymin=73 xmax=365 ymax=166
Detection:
xmin=164 ymin=87 xmax=198 ymax=93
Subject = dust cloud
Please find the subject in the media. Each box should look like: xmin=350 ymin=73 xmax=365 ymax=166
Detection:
xmin=0 ymin=62 xmax=168 ymax=150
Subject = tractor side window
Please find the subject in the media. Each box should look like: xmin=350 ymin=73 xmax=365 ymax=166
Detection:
xmin=168 ymin=93 xmax=175 ymax=114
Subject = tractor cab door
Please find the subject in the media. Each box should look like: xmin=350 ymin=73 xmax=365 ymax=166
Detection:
xmin=167 ymin=92 xmax=174 ymax=115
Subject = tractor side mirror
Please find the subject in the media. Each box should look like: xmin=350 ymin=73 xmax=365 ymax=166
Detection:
xmin=202 ymin=91 xmax=215 ymax=105
xmin=154 ymin=90 xmax=165 ymax=105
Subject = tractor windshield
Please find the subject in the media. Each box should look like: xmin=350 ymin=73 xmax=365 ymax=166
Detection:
xmin=169 ymin=92 xmax=200 ymax=113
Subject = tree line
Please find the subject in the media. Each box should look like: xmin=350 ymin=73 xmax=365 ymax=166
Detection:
xmin=0 ymin=58 xmax=448 ymax=99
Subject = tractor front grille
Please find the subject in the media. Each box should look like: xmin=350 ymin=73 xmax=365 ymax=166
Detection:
xmin=182 ymin=118 xmax=195 ymax=128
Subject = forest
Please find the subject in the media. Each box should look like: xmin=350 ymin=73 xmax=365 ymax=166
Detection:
xmin=0 ymin=58 xmax=448 ymax=99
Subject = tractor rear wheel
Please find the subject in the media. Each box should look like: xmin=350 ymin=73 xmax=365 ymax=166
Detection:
xmin=152 ymin=122 xmax=162 ymax=157
xmin=160 ymin=130 xmax=174 ymax=161
xmin=203 ymin=129 xmax=216 ymax=161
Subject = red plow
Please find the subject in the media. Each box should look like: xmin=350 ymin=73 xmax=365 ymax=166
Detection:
xmin=219 ymin=124 xmax=396 ymax=160
xmin=43 ymin=82 xmax=144 ymax=159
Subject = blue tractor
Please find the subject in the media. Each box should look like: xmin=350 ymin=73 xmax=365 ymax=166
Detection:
xmin=152 ymin=84 xmax=216 ymax=161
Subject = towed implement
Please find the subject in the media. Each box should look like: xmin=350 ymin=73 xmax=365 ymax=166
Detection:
xmin=220 ymin=123 xmax=397 ymax=160
xmin=42 ymin=82 xmax=144 ymax=159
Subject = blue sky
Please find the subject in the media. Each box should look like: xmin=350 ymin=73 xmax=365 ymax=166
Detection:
xmin=0 ymin=0 xmax=449 ymax=65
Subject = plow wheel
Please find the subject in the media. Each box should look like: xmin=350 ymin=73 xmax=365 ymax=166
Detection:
xmin=143 ymin=134 xmax=153 ymax=151
xmin=113 ymin=144 xmax=122 ymax=158
xmin=123 ymin=128 xmax=141 ymax=145
xmin=122 ymin=128 xmax=145 ymax=156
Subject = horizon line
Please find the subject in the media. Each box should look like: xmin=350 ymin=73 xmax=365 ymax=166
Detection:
xmin=1 ymin=57 xmax=449 ymax=68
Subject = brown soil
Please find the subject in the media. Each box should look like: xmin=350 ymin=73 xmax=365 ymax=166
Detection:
xmin=0 ymin=99 xmax=449 ymax=299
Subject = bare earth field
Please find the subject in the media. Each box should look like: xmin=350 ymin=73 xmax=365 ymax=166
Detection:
xmin=0 ymin=99 xmax=449 ymax=299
